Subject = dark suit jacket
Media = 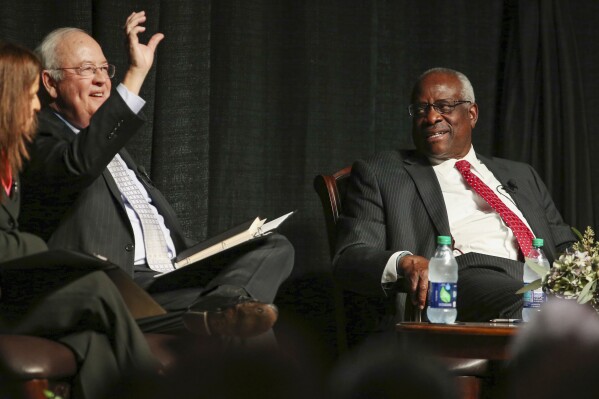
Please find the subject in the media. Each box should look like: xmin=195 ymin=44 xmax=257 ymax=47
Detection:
xmin=0 ymin=173 xmax=158 ymax=399
xmin=0 ymin=176 xmax=47 ymax=262
xmin=20 ymin=94 xmax=191 ymax=277
xmin=19 ymin=92 xmax=293 ymax=320
xmin=333 ymin=149 xmax=576 ymax=297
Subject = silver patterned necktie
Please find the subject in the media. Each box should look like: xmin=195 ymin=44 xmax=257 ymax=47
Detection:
xmin=107 ymin=156 xmax=174 ymax=273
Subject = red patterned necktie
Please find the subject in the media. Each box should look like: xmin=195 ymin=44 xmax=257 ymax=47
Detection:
xmin=455 ymin=159 xmax=534 ymax=256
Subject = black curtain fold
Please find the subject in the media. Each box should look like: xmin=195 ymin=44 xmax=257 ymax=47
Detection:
xmin=1 ymin=0 xmax=598 ymax=362
xmin=496 ymin=0 xmax=594 ymax=230
xmin=150 ymin=1 xmax=212 ymax=242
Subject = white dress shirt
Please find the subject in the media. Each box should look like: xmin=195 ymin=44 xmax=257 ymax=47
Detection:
xmin=381 ymin=145 xmax=532 ymax=285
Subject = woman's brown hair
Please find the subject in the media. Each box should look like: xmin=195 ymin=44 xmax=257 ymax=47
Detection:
xmin=0 ymin=41 xmax=41 ymax=183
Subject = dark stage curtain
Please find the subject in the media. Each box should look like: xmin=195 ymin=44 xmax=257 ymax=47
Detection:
xmin=1 ymin=0 xmax=598 ymax=366
xmin=496 ymin=0 xmax=594 ymax=230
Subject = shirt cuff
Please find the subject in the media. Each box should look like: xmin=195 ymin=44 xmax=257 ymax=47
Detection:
xmin=381 ymin=251 xmax=413 ymax=284
xmin=116 ymin=83 xmax=146 ymax=114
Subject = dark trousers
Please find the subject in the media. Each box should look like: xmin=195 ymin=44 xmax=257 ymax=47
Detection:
xmin=456 ymin=252 xmax=524 ymax=322
xmin=0 ymin=271 xmax=157 ymax=399
xmin=135 ymin=233 xmax=294 ymax=334
xmin=346 ymin=252 xmax=525 ymax=347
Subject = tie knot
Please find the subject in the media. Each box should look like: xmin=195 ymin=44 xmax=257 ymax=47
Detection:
xmin=455 ymin=159 xmax=471 ymax=173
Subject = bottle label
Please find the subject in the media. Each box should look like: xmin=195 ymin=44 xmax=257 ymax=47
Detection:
xmin=428 ymin=282 xmax=457 ymax=309
xmin=523 ymin=289 xmax=546 ymax=308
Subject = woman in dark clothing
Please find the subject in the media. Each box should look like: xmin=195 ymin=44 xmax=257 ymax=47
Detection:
xmin=0 ymin=40 xmax=159 ymax=399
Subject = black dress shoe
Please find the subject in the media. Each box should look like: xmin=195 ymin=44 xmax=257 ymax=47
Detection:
xmin=183 ymin=296 xmax=278 ymax=338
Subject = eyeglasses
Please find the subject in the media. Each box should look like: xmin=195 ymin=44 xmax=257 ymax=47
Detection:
xmin=408 ymin=100 xmax=471 ymax=118
xmin=52 ymin=64 xmax=116 ymax=78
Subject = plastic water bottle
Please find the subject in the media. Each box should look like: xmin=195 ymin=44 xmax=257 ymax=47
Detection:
xmin=427 ymin=235 xmax=458 ymax=323
xmin=522 ymin=238 xmax=550 ymax=322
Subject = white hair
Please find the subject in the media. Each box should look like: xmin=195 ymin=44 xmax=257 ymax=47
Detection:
xmin=36 ymin=27 xmax=88 ymax=81
xmin=414 ymin=67 xmax=476 ymax=102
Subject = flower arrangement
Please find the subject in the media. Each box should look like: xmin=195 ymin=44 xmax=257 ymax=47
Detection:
xmin=519 ymin=226 xmax=599 ymax=310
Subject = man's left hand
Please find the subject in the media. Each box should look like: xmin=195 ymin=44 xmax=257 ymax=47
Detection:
xmin=122 ymin=10 xmax=164 ymax=94
xmin=398 ymin=255 xmax=429 ymax=310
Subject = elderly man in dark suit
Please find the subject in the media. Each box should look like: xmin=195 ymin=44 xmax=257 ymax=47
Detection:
xmin=0 ymin=40 xmax=160 ymax=399
xmin=333 ymin=67 xmax=575 ymax=342
xmin=19 ymin=11 xmax=294 ymax=340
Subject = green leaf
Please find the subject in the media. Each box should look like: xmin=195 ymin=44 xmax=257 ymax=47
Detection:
xmin=577 ymin=279 xmax=597 ymax=304
xmin=440 ymin=285 xmax=452 ymax=303
xmin=571 ymin=226 xmax=584 ymax=241
xmin=516 ymin=279 xmax=542 ymax=294
xmin=525 ymin=259 xmax=550 ymax=278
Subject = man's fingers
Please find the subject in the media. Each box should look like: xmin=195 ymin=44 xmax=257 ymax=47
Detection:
xmin=398 ymin=255 xmax=430 ymax=308
xmin=408 ymin=272 xmax=417 ymax=290
xmin=127 ymin=27 xmax=144 ymax=47
xmin=419 ymin=270 xmax=429 ymax=291
xmin=124 ymin=11 xmax=163 ymax=54
xmin=124 ymin=11 xmax=147 ymax=35
xmin=147 ymin=33 xmax=165 ymax=52
xmin=418 ymin=280 xmax=428 ymax=309
xmin=123 ymin=12 xmax=136 ymax=29
xmin=419 ymin=269 xmax=429 ymax=308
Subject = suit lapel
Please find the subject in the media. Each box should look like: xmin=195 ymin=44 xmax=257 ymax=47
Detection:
xmin=96 ymin=133 xmax=121 ymax=202
xmin=0 ymin=192 xmax=17 ymax=221
xmin=38 ymin=107 xmax=77 ymax=141
xmin=1 ymin=176 xmax=20 ymax=223
xmin=112 ymin=151 xmax=189 ymax=251
xmin=103 ymin=166 xmax=122 ymax=205
xmin=103 ymin=150 xmax=144 ymax=212
xmin=403 ymin=153 xmax=451 ymax=236
xmin=477 ymin=154 xmax=512 ymax=188
xmin=477 ymin=153 xmax=546 ymax=239
xmin=39 ymin=107 xmax=127 ymax=211
xmin=118 ymin=150 xmax=154 ymax=193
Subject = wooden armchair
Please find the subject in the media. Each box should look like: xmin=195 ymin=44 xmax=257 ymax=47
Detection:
xmin=0 ymin=334 xmax=76 ymax=398
xmin=313 ymin=166 xmax=418 ymax=349
xmin=0 ymin=331 xmax=189 ymax=399
xmin=0 ymin=253 xmax=197 ymax=399
xmin=313 ymin=166 xmax=490 ymax=399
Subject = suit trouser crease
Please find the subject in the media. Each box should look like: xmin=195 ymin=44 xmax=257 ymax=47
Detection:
xmin=456 ymin=252 xmax=524 ymax=321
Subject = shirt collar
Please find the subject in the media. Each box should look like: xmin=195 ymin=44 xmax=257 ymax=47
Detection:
xmin=429 ymin=145 xmax=478 ymax=173
xmin=52 ymin=111 xmax=81 ymax=134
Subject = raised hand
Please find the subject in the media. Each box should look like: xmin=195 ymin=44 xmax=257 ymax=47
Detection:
xmin=122 ymin=11 xmax=164 ymax=94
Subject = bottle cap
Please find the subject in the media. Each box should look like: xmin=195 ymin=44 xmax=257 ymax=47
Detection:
xmin=437 ymin=235 xmax=451 ymax=245
xmin=532 ymin=238 xmax=544 ymax=247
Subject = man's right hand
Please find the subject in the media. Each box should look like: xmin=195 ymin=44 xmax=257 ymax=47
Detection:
xmin=122 ymin=10 xmax=165 ymax=95
xmin=398 ymin=255 xmax=429 ymax=310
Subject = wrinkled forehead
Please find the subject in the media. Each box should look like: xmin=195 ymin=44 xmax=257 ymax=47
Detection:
xmin=411 ymin=73 xmax=462 ymax=102
xmin=55 ymin=31 xmax=107 ymax=66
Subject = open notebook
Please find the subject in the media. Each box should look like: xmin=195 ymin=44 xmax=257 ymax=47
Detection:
xmin=155 ymin=210 xmax=296 ymax=277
